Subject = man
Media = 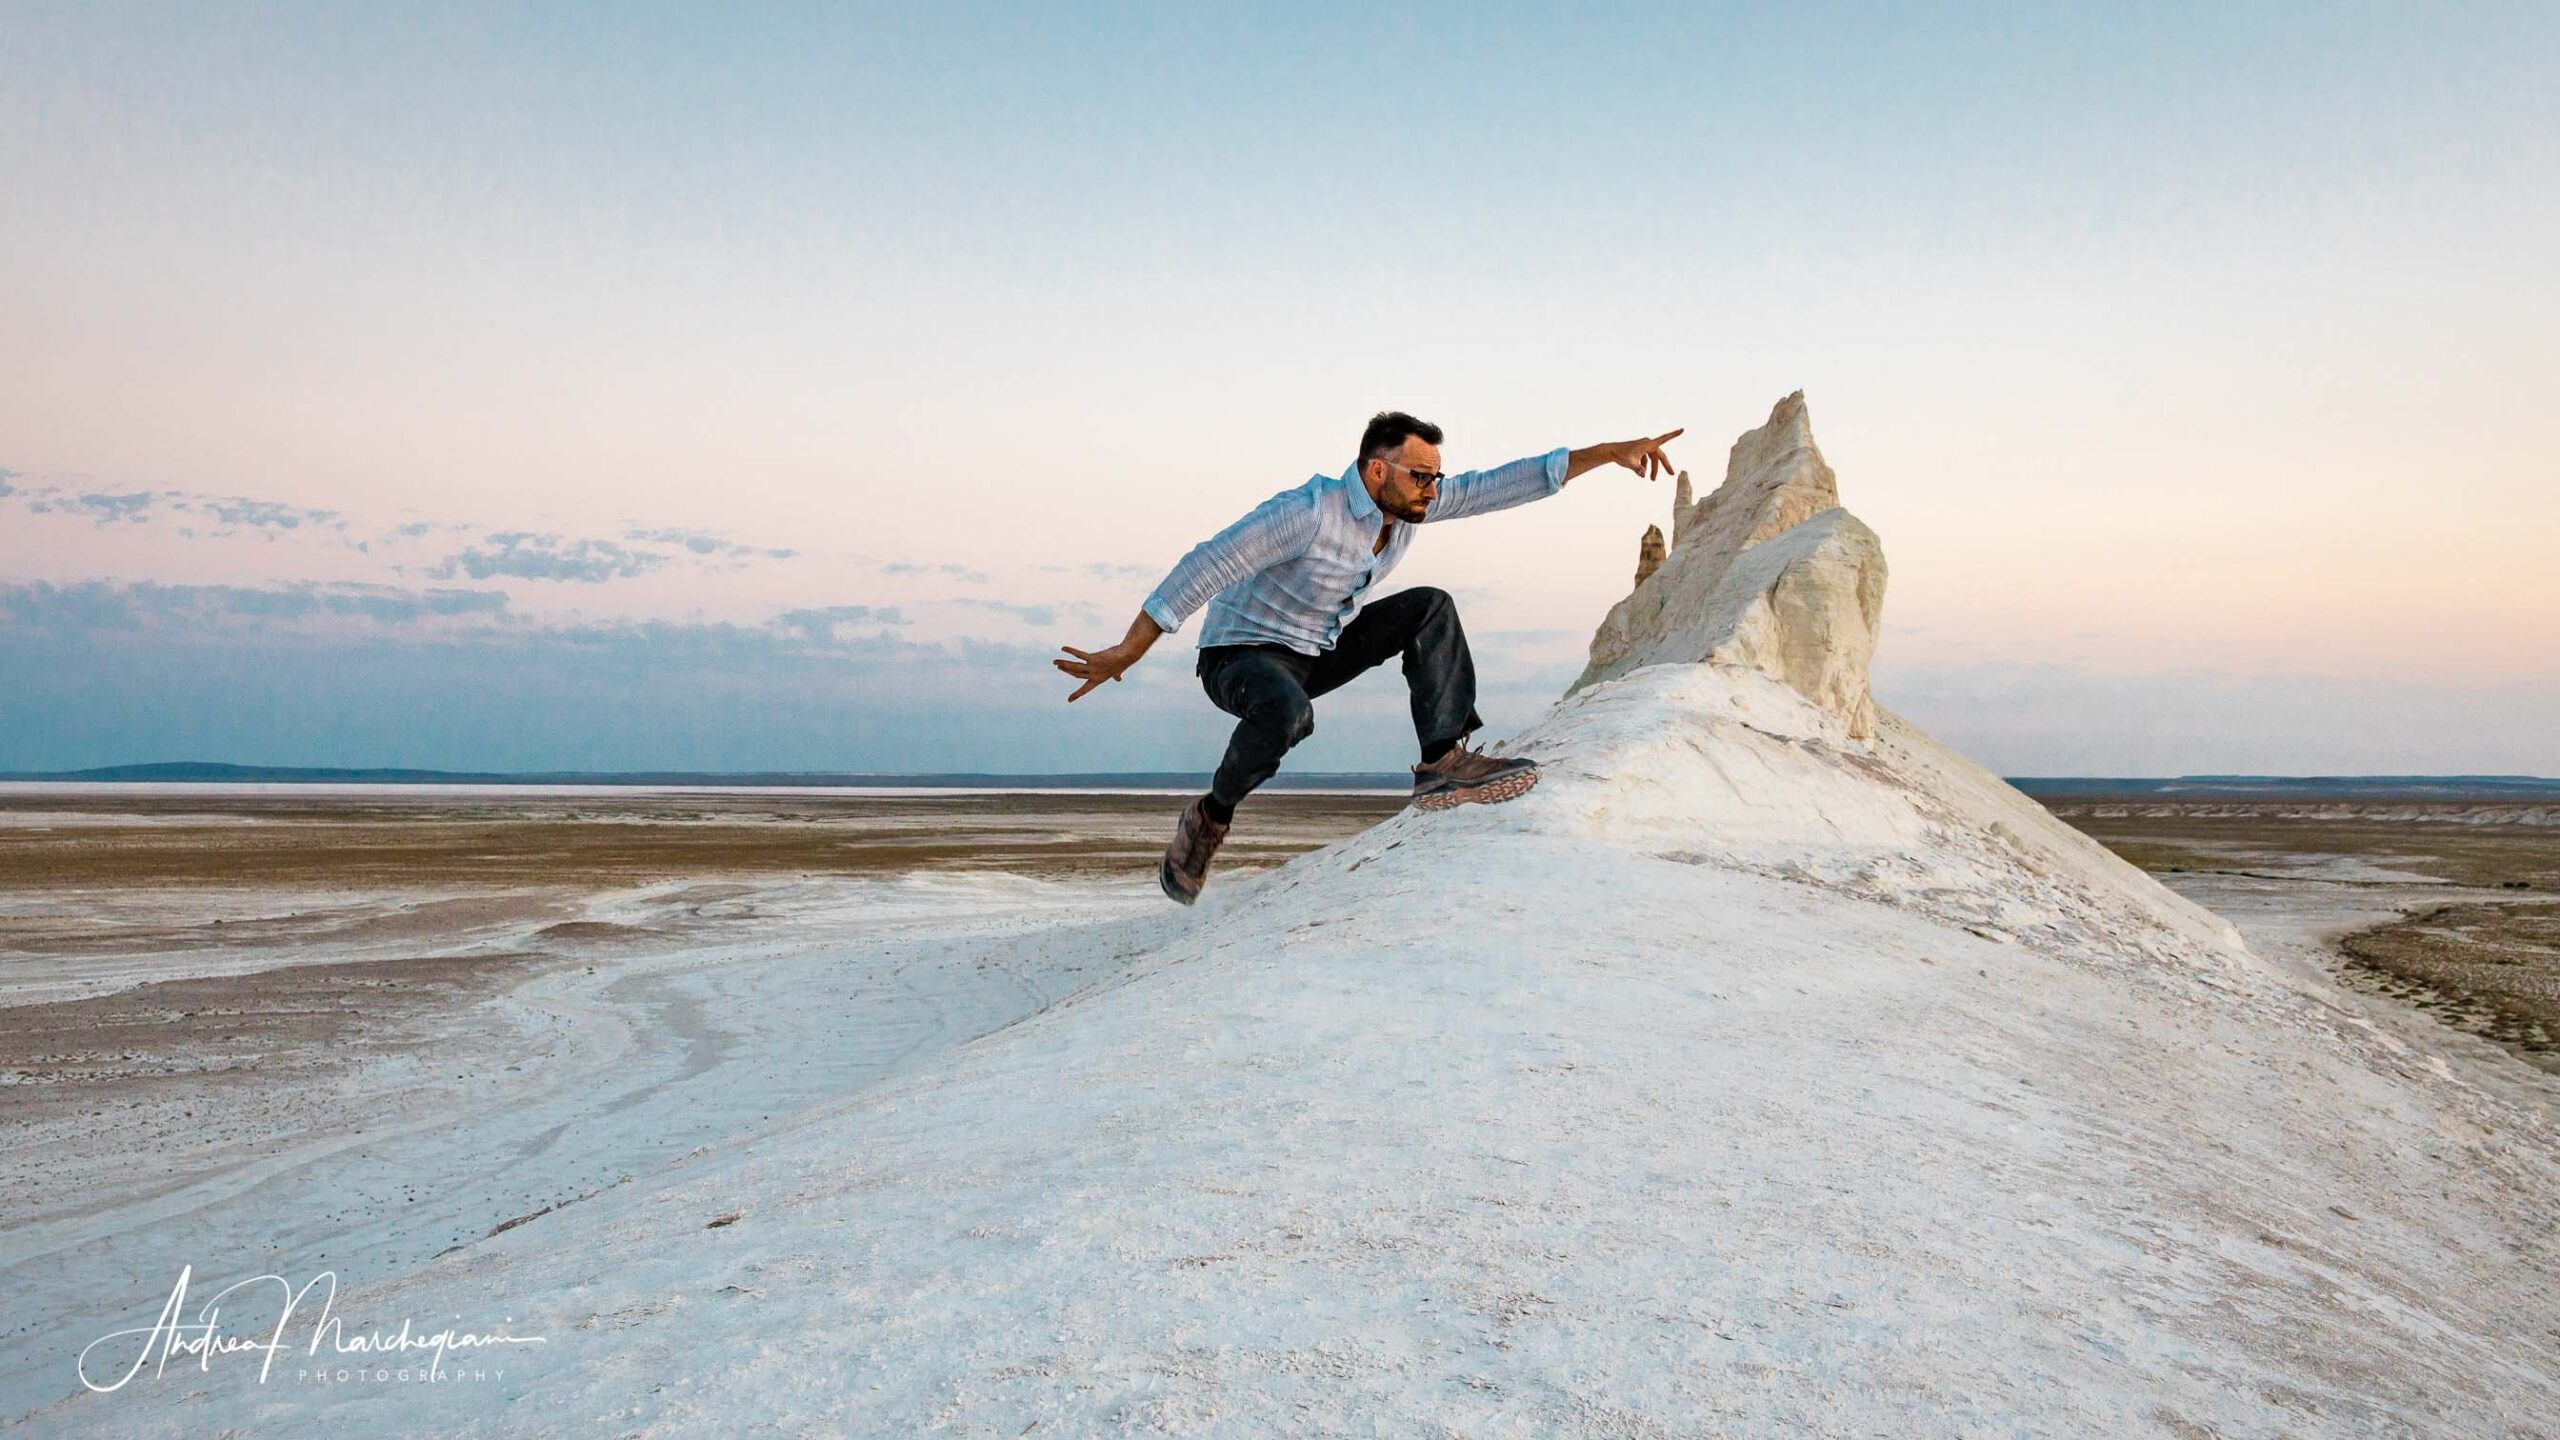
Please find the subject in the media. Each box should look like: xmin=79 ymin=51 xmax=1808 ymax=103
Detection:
xmin=1056 ymin=411 xmax=1682 ymax=905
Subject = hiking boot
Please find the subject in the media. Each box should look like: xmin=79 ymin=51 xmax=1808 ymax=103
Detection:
xmin=1159 ymin=795 xmax=1230 ymax=905
xmin=1411 ymin=741 xmax=1540 ymax=811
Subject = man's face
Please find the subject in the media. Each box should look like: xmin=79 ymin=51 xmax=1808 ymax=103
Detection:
xmin=1366 ymin=436 xmax=1443 ymax=523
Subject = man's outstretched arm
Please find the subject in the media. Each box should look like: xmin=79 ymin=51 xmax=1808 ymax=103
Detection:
xmin=1055 ymin=488 xmax=1320 ymax=702
xmin=1423 ymin=429 xmax=1684 ymax=523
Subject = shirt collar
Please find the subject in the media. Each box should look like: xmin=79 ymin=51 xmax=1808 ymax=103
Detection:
xmin=1338 ymin=464 xmax=1380 ymax=523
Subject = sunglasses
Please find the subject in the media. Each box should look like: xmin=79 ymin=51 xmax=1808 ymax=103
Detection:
xmin=1380 ymin=458 xmax=1448 ymax=488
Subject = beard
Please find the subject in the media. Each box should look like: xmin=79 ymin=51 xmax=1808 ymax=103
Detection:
xmin=1391 ymin=498 xmax=1429 ymax=522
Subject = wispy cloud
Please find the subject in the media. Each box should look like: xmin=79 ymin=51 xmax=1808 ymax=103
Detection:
xmin=0 ymin=468 xmax=799 ymax=574
xmin=200 ymin=497 xmax=340 ymax=530
xmin=6 ymin=475 xmax=349 ymax=535
xmin=773 ymin=603 xmax=906 ymax=643
xmin=415 ymin=521 xmax=802 ymax=576
xmin=949 ymin=597 xmax=1099 ymax=628
xmin=625 ymin=525 xmax=797 ymax=562
xmin=0 ymin=579 xmax=512 ymax=631
xmin=0 ymin=581 xmax=949 ymax=657
xmin=1041 ymin=561 xmax=1159 ymax=584
xmin=27 ymin=489 xmax=158 ymax=524
xmin=431 ymin=532 xmax=670 ymax=584
xmin=883 ymin=561 xmax=989 ymax=584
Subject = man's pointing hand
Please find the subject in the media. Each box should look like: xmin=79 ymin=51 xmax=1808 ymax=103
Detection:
xmin=1613 ymin=429 xmax=1684 ymax=480
xmin=1565 ymin=428 xmax=1685 ymax=484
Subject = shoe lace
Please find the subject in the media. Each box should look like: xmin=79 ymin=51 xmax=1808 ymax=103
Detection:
xmin=1430 ymin=739 xmax=1484 ymax=773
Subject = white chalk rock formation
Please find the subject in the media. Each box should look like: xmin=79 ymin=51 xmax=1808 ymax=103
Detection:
xmin=1575 ymin=391 xmax=1886 ymax=738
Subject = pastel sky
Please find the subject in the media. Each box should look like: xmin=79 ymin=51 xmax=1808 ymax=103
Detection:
xmin=4 ymin=2 xmax=2555 ymax=776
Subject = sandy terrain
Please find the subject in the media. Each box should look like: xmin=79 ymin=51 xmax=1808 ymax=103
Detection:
xmin=2053 ymin=802 xmax=2560 ymax=1079
xmin=0 ymin=788 xmax=1394 ymax=1424
xmin=0 ymin=788 xmax=1400 ymax=1004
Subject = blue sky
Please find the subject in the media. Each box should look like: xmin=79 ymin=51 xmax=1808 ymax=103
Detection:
xmin=3 ymin=2 xmax=2554 ymax=774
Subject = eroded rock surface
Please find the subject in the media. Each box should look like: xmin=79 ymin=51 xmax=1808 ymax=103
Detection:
xmin=1574 ymin=392 xmax=1887 ymax=738
xmin=1631 ymin=524 xmax=1665 ymax=587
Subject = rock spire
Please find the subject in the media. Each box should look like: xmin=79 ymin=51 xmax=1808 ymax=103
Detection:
xmin=1632 ymin=524 xmax=1666 ymax=587
xmin=1572 ymin=392 xmax=1887 ymax=738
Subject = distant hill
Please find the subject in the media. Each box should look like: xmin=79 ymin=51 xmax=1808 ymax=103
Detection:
xmin=2006 ymin=774 xmax=2560 ymax=801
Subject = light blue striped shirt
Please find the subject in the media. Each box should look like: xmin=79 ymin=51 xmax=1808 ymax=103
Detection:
xmin=1143 ymin=448 xmax=1570 ymax=655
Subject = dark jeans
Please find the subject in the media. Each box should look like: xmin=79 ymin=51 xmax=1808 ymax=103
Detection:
xmin=1196 ymin=586 xmax=1483 ymax=810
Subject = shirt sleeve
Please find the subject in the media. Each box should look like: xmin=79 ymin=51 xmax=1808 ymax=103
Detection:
xmin=1141 ymin=488 xmax=1321 ymax=634
xmin=1419 ymin=447 xmax=1570 ymax=523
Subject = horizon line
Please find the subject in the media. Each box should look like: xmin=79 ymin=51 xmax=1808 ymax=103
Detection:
xmin=2 ymin=762 xmax=2555 ymax=792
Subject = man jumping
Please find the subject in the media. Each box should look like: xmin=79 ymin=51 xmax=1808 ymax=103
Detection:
xmin=1055 ymin=411 xmax=1682 ymax=905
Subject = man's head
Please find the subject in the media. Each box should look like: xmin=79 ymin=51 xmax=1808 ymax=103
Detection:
xmin=1357 ymin=411 xmax=1444 ymax=523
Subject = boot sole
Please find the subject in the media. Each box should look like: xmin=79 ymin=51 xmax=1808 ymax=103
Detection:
xmin=1412 ymin=766 xmax=1540 ymax=812
xmin=1159 ymin=856 xmax=1202 ymax=906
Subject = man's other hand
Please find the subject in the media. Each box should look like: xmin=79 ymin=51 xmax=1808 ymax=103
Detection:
xmin=1056 ymin=612 xmax=1166 ymax=703
xmin=1055 ymin=642 xmax=1139 ymax=702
